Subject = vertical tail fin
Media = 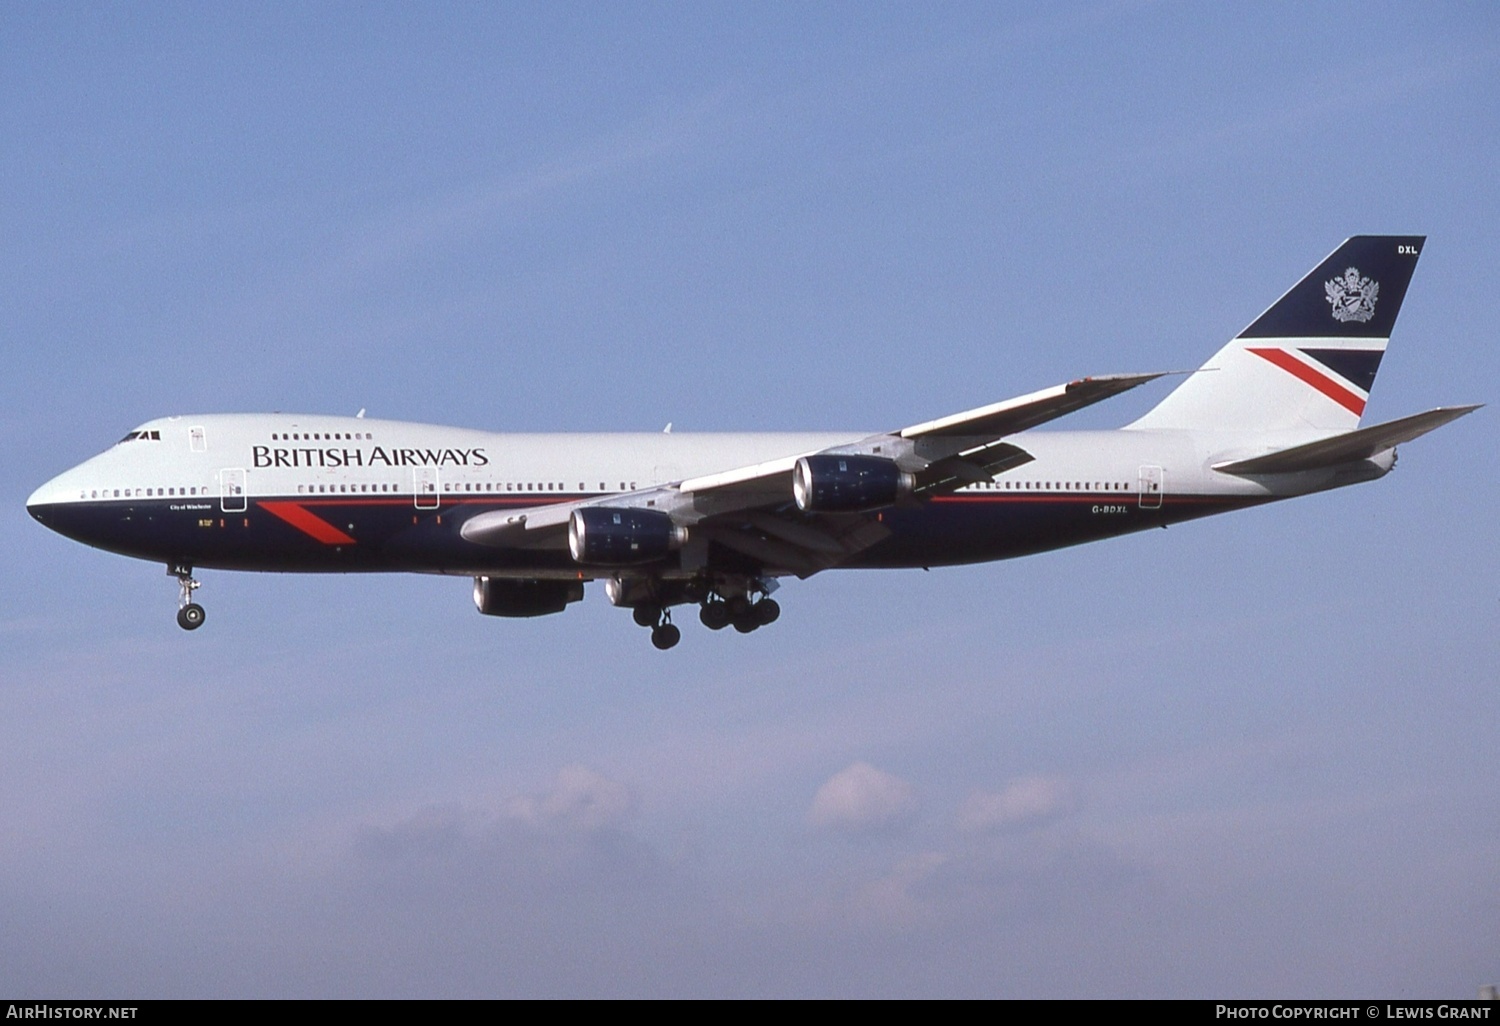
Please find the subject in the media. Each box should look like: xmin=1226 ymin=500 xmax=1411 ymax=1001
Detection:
xmin=1129 ymin=236 xmax=1424 ymax=435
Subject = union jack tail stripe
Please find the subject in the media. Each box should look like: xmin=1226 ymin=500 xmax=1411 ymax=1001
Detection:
xmin=1245 ymin=347 xmax=1380 ymax=417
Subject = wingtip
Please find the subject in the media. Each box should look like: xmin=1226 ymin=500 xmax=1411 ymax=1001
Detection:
xmin=1073 ymin=370 xmax=1179 ymax=388
xmin=1425 ymin=402 xmax=1484 ymax=419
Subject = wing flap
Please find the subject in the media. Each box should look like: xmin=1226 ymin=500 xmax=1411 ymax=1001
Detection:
xmin=740 ymin=511 xmax=847 ymax=554
xmin=1213 ymin=405 xmax=1481 ymax=475
xmin=915 ymin=440 xmax=1034 ymax=494
xmin=699 ymin=511 xmax=893 ymax=577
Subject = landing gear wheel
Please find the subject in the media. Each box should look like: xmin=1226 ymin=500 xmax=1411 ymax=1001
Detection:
xmin=699 ymin=601 xmax=731 ymax=631
xmin=755 ymin=598 xmax=780 ymax=626
xmin=725 ymin=594 xmax=751 ymax=620
xmin=732 ymin=615 xmax=758 ymax=634
xmin=170 ymin=564 xmax=204 ymax=631
xmin=632 ymin=604 xmax=661 ymax=628
xmin=650 ymin=623 xmax=681 ymax=650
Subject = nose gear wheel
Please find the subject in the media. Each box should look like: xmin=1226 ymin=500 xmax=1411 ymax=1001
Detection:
xmin=170 ymin=564 xmax=205 ymax=631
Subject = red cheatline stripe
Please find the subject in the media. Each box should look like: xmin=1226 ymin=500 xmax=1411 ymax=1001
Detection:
xmin=259 ymin=501 xmax=357 ymax=544
xmin=1246 ymin=347 xmax=1366 ymax=416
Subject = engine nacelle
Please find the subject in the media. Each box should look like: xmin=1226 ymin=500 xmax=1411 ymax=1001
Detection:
xmin=604 ymin=575 xmax=706 ymax=609
xmin=568 ymin=507 xmax=686 ymax=566
xmin=792 ymin=455 xmax=915 ymax=513
xmin=473 ymin=577 xmax=584 ymax=618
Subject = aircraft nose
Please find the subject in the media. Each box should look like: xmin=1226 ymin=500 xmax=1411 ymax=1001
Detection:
xmin=26 ymin=474 xmax=74 ymax=526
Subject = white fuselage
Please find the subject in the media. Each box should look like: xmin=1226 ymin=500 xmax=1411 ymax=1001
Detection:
xmin=27 ymin=411 xmax=1383 ymax=580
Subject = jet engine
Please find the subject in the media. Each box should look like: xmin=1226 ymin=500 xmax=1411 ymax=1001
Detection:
xmin=604 ymin=576 xmax=705 ymax=609
xmin=568 ymin=508 xmax=686 ymax=565
xmin=473 ymin=577 xmax=584 ymax=617
xmin=792 ymin=455 xmax=915 ymax=513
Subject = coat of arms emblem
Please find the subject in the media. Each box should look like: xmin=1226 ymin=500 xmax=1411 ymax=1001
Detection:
xmin=1325 ymin=267 xmax=1379 ymax=323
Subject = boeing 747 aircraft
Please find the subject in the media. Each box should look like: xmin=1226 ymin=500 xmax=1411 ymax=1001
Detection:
xmin=27 ymin=236 xmax=1477 ymax=648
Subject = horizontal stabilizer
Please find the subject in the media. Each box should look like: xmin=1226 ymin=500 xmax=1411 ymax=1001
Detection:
xmin=1213 ymin=405 xmax=1480 ymax=475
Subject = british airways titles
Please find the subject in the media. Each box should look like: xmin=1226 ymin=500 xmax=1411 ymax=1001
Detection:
xmin=251 ymin=444 xmax=490 ymax=469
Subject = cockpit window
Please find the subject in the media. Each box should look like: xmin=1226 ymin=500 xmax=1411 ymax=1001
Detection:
xmin=117 ymin=430 xmax=162 ymax=444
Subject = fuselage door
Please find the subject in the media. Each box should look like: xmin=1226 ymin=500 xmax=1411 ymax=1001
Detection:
xmin=220 ymin=468 xmax=247 ymax=513
xmin=190 ymin=426 xmax=207 ymax=452
xmin=1138 ymin=465 xmax=1164 ymax=509
xmin=414 ymin=466 xmax=440 ymax=509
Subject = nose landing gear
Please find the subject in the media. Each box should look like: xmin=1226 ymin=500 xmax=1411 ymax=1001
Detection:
xmin=170 ymin=564 xmax=205 ymax=631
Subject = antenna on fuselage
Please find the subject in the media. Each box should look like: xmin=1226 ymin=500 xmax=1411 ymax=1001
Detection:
xmin=356 ymin=409 xmax=366 ymax=419
xmin=663 ymin=422 xmax=672 ymax=434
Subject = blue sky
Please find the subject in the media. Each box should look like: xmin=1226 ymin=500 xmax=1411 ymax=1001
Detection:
xmin=3 ymin=2 xmax=1497 ymax=997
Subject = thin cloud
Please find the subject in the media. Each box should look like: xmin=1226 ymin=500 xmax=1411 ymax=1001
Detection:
xmin=503 ymin=763 xmax=635 ymax=834
xmin=849 ymin=851 xmax=950 ymax=925
xmin=807 ymin=762 xmax=919 ymax=835
xmin=957 ymin=776 xmax=1075 ymax=834
xmin=333 ymin=89 xmax=733 ymax=279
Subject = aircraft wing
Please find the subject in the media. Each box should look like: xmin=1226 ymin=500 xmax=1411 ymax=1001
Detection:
xmin=897 ymin=372 xmax=1168 ymax=439
xmin=666 ymin=372 xmax=1165 ymax=498
xmin=461 ymin=372 xmax=1165 ymax=572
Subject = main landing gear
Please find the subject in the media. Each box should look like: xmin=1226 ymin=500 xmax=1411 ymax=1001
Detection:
xmin=170 ymin=564 xmax=205 ymax=631
xmin=633 ymin=604 xmax=682 ymax=650
xmin=614 ymin=575 xmax=781 ymax=650
xmin=698 ymin=591 xmax=779 ymax=634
